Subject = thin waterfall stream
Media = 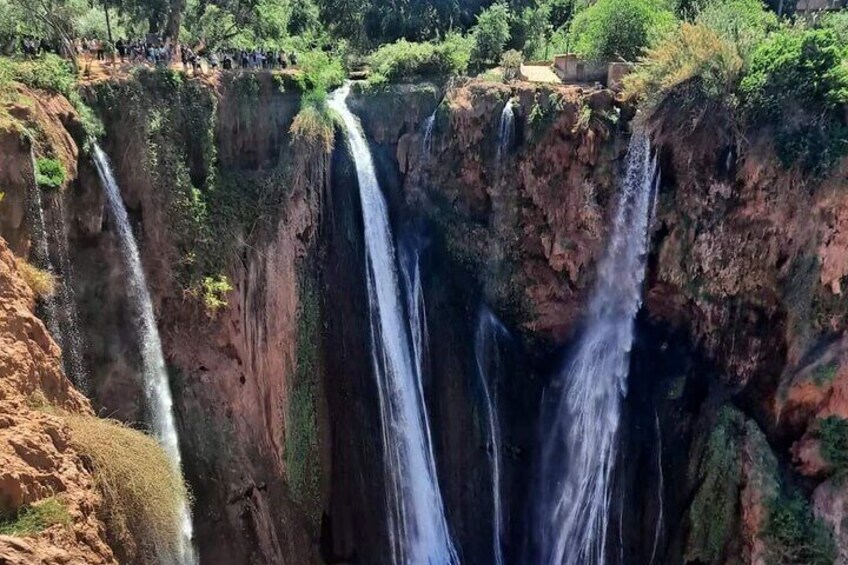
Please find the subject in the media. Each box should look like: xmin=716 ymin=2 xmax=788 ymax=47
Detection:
xmin=497 ymin=100 xmax=515 ymax=163
xmin=532 ymin=132 xmax=657 ymax=565
xmin=475 ymin=306 xmax=508 ymax=565
xmin=328 ymin=84 xmax=458 ymax=565
xmin=93 ymin=144 xmax=196 ymax=565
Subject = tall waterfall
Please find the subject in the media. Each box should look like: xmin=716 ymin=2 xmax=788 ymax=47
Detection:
xmin=28 ymin=151 xmax=87 ymax=387
xmin=93 ymin=144 xmax=196 ymax=565
xmin=27 ymin=151 xmax=61 ymax=342
xmin=328 ymin=85 xmax=459 ymax=565
xmin=497 ymin=100 xmax=515 ymax=162
xmin=532 ymin=132 xmax=657 ymax=565
xmin=475 ymin=306 xmax=509 ymax=565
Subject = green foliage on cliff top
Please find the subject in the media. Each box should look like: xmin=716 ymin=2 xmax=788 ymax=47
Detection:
xmin=624 ymin=22 xmax=743 ymax=128
xmin=685 ymin=405 xmax=745 ymax=563
xmin=568 ymin=0 xmax=676 ymax=63
xmin=367 ymin=35 xmax=472 ymax=85
xmin=0 ymin=497 xmax=70 ymax=536
xmin=740 ymin=27 xmax=848 ymax=174
xmin=0 ymin=54 xmax=102 ymax=140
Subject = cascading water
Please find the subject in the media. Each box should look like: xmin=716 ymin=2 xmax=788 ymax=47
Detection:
xmin=497 ymin=100 xmax=515 ymax=162
xmin=44 ymin=190 xmax=87 ymax=387
xmin=92 ymin=144 xmax=196 ymax=565
xmin=474 ymin=306 xmax=509 ymax=565
xmin=328 ymin=85 xmax=459 ymax=565
xmin=531 ymin=132 xmax=657 ymax=565
xmin=422 ymin=111 xmax=436 ymax=157
xmin=649 ymin=410 xmax=665 ymax=565
xmin=27 ymin=150 xmax=61 ymax=340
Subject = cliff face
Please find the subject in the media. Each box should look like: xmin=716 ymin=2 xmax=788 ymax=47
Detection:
xmin=4 ymin=71 xmax=847 ymax=564
xmin=0 ymin=235 xmax=116 ymax=565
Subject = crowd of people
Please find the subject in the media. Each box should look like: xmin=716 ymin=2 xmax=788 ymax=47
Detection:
xmin=16 ymin=34 xmax=300 ymax=75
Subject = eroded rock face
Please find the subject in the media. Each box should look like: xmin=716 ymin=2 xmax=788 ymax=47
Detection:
xmin=0 ymin=237 xmax=116 ymax=565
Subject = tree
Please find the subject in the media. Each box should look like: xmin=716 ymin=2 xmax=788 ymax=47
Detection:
xmin=568 ymin=0 xmax=675 ymax=62
xmin=472 ymin=1 xmax=511 ymax=65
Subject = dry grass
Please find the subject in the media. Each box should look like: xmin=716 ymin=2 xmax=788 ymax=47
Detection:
xmin=290 ymin=104 xmax=336 ymax=153
xmin=63 ymin=414 xmax=189 ymax=564
xmin=17 ymin=260 xmax=57 ymax=299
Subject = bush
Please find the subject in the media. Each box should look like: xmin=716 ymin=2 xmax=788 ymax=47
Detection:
xmin=296 ymin=50 xmax=345 ymax=101
xmin=17 ymin=260 xmax=56 ymax=299
xmin=624 ymin=23 xmax=743 ymax=129
xmin=740 ymin=28 xmax=848 ymax=173
xmin=0 ymin=497 xmax=70 ymax=536
xmin=64 ymin=414 xmax=190 ymax=564
xmin=290 ymin=94 xmax=336 ymax=152
xmin=764 ymin=493 xmax=837 ymax=565
xmin=568 ymin=0 xmax=676 ymax=63
xmin=819 ymin=416 xmax=848 ymax=475
xmin=695 ymin=0 xmax=778 ymax=61
xmin=368 ymin=35 xmax=472 ymax=83
xmin=200 ymin=275 xmax=233 ymax=312
xmin=471 ymin=2 xmax=512 ymax=66
xmin=500 ymin=49 xmax=523 ymax=81
xmin=35 ymin=157 xmax=66 ymax=190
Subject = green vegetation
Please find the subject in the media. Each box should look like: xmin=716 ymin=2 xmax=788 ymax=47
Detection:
xmin=740 ymin=28 xmax=848 ymax=174
xmin=685 ymin=405 xmax=745 ymax=563
xmin=64 ymin=413 xmax=190 ymax=563
xmin=500 ymin=49 xmax=523 ymax=81
xmin=764 ymin=492 xmax=837 ymax=565
xmin=0 ymin=497 xmax=71 ymax=536
xmin=286 ymin=272 xmax=322 ymax=530
xmin=624 ymin=23 xmax=743 ymax=129
xmin=568 ymin=0 xmax=675 ymax=63
xmin=0 ymin=54 xmax=102 ymax=140
xmin=471 ymin=2 xmax=512 ymax=66
xmin=200 ymin=275 xmax=233 ymax=312
xmin=35 ymin=157 xmax=66 ymax=189
xmin=367 ymin=35 xmax=472 ymax=84
xmin=812 ymin=361 xmax=839 ymax=386
xmin=819 ymin=416 xmax=848 ymax=476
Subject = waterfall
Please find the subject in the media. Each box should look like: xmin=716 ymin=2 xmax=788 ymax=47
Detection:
xmin=92 ymin=144 xmax=196 ymax=565
xmin=532 ymin=132 xmax=657 ymax=565
xmin=27 ymin=151 xmax=61 ymax=340
xmin=649 ymin=410 xmax=665 ymax=565
xmin=27 ymin=151 xmax=87 ymax=387
xmin=422 ymin=111 xmax=436 ymax=157
xmin=475 ymin=306 xmax=508 ymax=565
xmin=328 ymin=85 xmax=459 ymax=565
xmin=45 ymin=190 xmax=88 ymax=388
xmin=497 ymin=100 xmax=515 ymax=162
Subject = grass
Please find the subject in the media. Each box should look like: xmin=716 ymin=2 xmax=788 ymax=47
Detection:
xmin=16 ymin=260 xmax=56 ymax=299
xmin=290 ymin=97 xmax=336 ymax=153
xmin=819 ymin=416 xmax=848 ymax=477
xmin=812 ymin=361 xmax=839 ymax=386
xmin=63 ymin=414 xmax=189 ymax=564
xmin=0 ymin=497 xmax=71 ymax=536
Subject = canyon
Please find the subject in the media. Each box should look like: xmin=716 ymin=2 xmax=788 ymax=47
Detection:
xmin=2 ymin=69 xmax=848 ymax=565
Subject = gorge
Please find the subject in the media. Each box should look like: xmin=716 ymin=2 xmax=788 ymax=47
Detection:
xmin=2 ymin=36 xmax=848 ymax=565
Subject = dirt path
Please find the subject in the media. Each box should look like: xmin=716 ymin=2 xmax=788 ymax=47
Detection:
xmin=520 ymin=64 xmax=561 ymax=84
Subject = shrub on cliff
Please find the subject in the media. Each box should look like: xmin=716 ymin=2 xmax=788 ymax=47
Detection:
xmin=624 ymin=23 xmax=743 ymax=133
xmin=367 ymin=34 xmax=472 ymax=84
xmin=64 ymin=414 xmax=190 ymax=564
xmin=764 ymin=492 xmax=836 ymax=565
xmin=740 ymin=28 xmax=848 ymax=173
xmin=568 ymin=0 xmax=676 ymax=63
xmin=35 ymin=157 xmax=66 ymax=190
xmin=0 ymin=497 xmax=70 ymax=536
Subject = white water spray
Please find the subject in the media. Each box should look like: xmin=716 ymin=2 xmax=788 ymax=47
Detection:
xmin=533 ymin=132 xmax=657 ymax=565
xmin=422 ymin=111 xmax=436 ymax=157
xmin=497 ymin=100 xmax=515 ymax=162
xmin=93 ymin=144 xmax=196 ymax=565
xmin=328 ymin=85 xmax=458 ymax=565
xmin=475 ymin=306 xmax=508 ymax=565
xmin=27 ymin=151 xmax=60 ymax=338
